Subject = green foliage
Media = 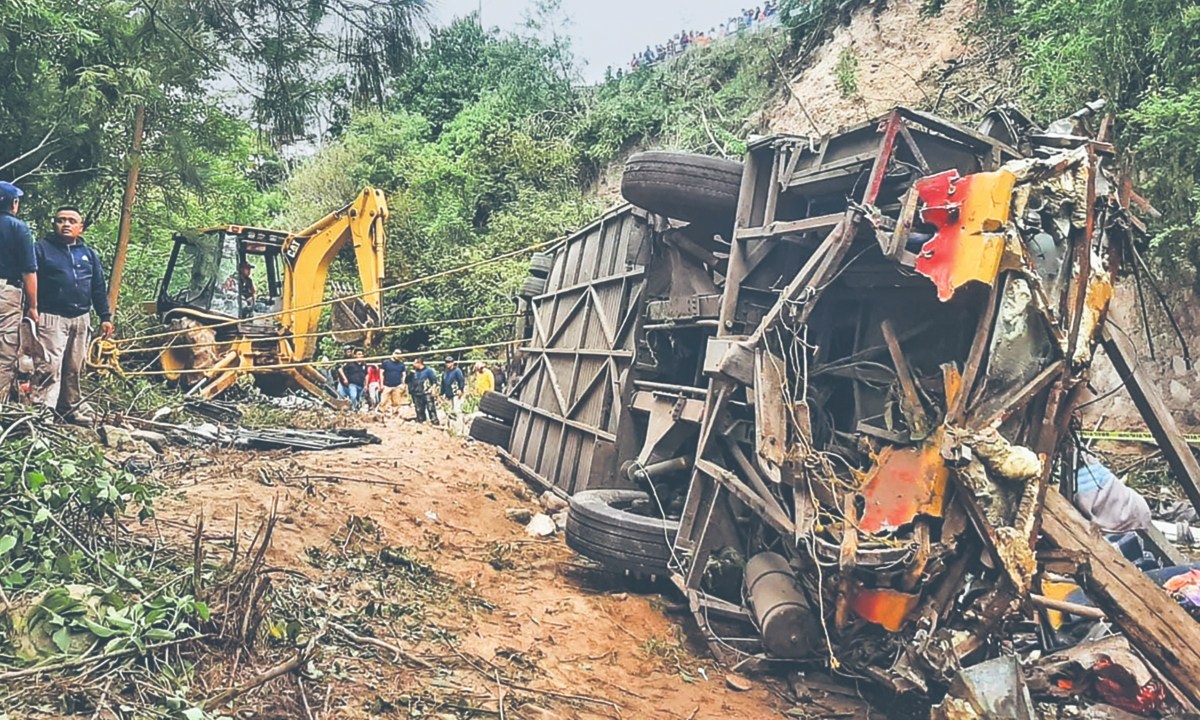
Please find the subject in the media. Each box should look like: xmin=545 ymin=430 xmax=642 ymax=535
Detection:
xmin=835 ymin=48 xmax=860 ymax=98
xmin=0 ymin=423 xmax=150 ymax=591
xmin=575 ymin=31 xmax=783 ymax=165
xmin=273 ymin=13 xmax=796 ymax=354
xmin=921 ymin=0 xmax=951 ymax=16
xmin=997 ymin=0 xmax=1200 ymax=269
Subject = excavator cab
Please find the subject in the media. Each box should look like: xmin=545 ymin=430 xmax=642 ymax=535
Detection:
xmin=158 ymin=226 xmax=288 ymax=328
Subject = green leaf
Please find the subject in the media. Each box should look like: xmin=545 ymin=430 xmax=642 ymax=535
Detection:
xmin=181 ymin=708 xmax=205 ymax=720
xmin=0 ymin=535 xmax=15 ymax=555
xmin=81 ymin=619 xmax=120 ymax=638
xmin=33 ymin=508 xmax=50 ymax=524
xmin=51 ymin=626 xmax=72 ymax=654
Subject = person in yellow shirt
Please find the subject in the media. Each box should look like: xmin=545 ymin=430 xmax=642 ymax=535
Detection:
xmin=472 ymin=361 xmax=495 ymax=396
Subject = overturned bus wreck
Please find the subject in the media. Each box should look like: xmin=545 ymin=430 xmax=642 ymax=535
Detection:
xmin=489 ymin=105 xmax=1200 ymax=713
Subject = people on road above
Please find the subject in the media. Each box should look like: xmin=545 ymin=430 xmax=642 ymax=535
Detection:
xmin=0 ymin=181 xmax=38 ymax=401
xmin=629 ymin=2 xmax=776 ymax=71
xmin=32 ymin=206 xmax=112 ymax=424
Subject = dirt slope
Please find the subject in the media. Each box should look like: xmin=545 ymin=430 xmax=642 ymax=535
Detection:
xmin=768 ymin=0 xmax=1013 ymax=136
xmin=150 ymin=419 xmax=799 ymax=719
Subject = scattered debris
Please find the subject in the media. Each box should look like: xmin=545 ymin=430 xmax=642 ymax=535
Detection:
xmin=506 ymin=508 xmax=533 ymax=524
xmin=122 ymin=415 xmax=381 ymax=451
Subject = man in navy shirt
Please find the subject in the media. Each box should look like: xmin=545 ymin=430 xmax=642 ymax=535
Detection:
xmin=440 ymin=356 xmax=466 ymax=426
xmin=337 ymin=348 xmax=367 ymax=411
xmin=407 ymin=356 xmax=439 ymax=424
xmin=33 ymin=206 xmax=112 ymax=422
xmin=379 ymin=349 xmax=407 ymax=415
xmin=0 ymin=181 xmax=38 ymax=400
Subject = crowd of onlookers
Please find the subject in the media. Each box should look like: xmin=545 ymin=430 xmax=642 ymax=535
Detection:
xmin=319 ymin=350 xmax=512 ymax=427
xmin=626 ymin=2 xmax=779 ymax=72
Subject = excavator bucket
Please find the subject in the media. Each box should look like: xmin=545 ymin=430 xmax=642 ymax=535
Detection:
xmin=329 ymin=283 xmax=381 ymax=345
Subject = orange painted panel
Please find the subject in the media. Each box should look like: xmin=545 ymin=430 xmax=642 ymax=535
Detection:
xmin=914 ymin=169 xmax=1017 ymax=301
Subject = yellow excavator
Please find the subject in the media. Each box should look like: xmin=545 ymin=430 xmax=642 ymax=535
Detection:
xmin=150 ymin=187 xmax=388 ymax=403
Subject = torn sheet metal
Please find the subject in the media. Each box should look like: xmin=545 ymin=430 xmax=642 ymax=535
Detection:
xmin=848 ymin=583 xmax=921 ymax=632
xmin=933 ymin=655 xmax=1036 ymax=720
xmin=915 ymin=169 xmax=1017 ymax=301
xmin=1073 ymin=266 xmax=1114 ymax=365
xmin=858 ymin=434 xmax=949 ymax=534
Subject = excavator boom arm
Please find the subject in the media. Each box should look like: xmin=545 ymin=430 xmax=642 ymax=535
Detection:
xmin=281 ymin=187 xmax=389 ymax=360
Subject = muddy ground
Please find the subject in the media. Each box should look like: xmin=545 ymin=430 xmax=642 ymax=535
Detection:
xmin=142 ymin=412 xmax=873 ymax=719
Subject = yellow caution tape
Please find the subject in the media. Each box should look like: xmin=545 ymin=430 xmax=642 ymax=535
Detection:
xmin=1079 ymin=430 xmax=1200 ymax=445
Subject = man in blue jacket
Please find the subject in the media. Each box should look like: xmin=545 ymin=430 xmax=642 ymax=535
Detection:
xmin=407 ymin=356 xmax=439 ymax=424
xmin=440 ymin=356 xmax=466 ymax=425
xmin=0 ymin=181 xmax=38 ymax=400
xmin=33 ymin=206 xmax=113 ymax=423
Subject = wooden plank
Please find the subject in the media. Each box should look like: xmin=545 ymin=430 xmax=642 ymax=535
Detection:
xmin=880 ymin=319 xmax=930 ymax=439
xmin=1042 ymin=489 xmax=1200 ymax=708
xmin=1101 ymin=326 xmax=1200 ymax=512
xmin=951 ymin=278 xmax=1002 ymax=423
xmin=754 ymin=347 xmax=789 ymax=472
xmin=1141 ymin=524 xmax=1189 ymax=568
xmin=967 ymin=360 xmax=1065 ymax=431
xmin=864 ymin=111 xmax=903 ymax=206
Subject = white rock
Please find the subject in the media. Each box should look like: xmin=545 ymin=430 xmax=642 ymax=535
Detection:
xmin=525 ymin=513 xmax=557 ymax=537
xmin=539 ymin=490 xmax=568 ymax=513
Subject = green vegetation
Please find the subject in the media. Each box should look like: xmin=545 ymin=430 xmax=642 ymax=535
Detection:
xmin=834 ymin=48 xmax=860 ymax=98
xmin=283 ymin=14 xmax=788 ymax=352
xmin=994 ymin=0 xmax=1200 ymax=271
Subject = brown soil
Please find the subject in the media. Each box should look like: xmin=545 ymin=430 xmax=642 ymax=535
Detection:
xmin=769 ymin=0 xmax=1002 ymax=137
xmin=149 ymin=417 xmax=804 ymax=719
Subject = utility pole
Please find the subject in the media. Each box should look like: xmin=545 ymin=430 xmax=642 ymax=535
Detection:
xmin=108 ymin=103 xmax=145 ymax=317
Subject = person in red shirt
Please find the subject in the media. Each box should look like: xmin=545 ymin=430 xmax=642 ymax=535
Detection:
xmin=365 ymin=362 xmax=383 ymax=410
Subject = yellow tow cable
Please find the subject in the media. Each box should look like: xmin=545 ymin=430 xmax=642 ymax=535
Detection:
xmin=110 ymin=312 xmax=522 ymax=357
xmin=106 ymin=339 xmax=525 ymax=378
xmin=109 ymin=237 xmax=555 ymax=348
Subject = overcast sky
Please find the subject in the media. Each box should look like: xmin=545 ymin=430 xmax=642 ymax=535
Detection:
xmin=432 ymin=0 xmax=753 ymax=82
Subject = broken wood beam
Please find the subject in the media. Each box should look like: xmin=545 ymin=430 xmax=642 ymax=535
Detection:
xmin=1100 ymin=326 xmax=1200 ymax=512
xmin=1041 ymin=489 xmax=1200 ymax=708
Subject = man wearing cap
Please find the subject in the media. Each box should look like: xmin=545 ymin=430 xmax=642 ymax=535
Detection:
xmin=440 ymin=357 xmax=466 ymax=425
xmin=378 ymin=350 xmax=407 ymax=416
xmin=0 ymin=181 xmax=38 ymax=400
xmin=33 ymin=206 xmax=113 ymax=423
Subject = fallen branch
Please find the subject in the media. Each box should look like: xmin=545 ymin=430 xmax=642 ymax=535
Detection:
xmin=205 ymin=628 xmax=326 ymax=708
xmin=444 ymin=639 xmax=622 ymax=717
xmin=329 ymin=621 xmax=433 ymax=669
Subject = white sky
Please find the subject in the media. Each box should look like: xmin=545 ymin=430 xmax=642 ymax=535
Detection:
xmin=432 ymin=0 xmax=756 ymax=82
